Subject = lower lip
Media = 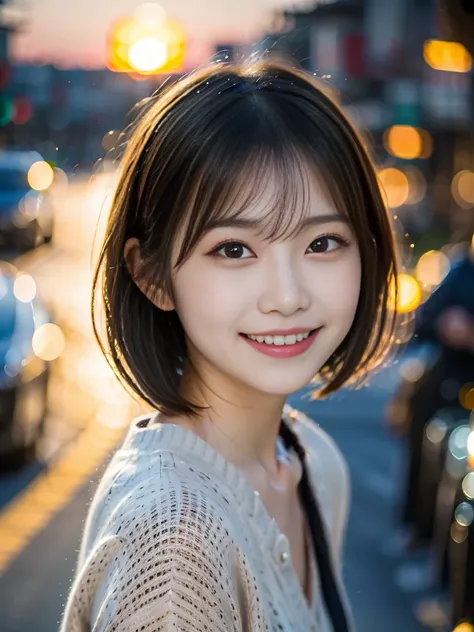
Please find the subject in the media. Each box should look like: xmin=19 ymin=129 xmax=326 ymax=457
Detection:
xmin=240 ymin=329 xmax=320 ymax=358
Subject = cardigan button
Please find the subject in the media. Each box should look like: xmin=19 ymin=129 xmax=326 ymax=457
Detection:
xmin=274 ymin=533 xmax=290 ymax=567
xmin=279 ymin=551 xmax=289 ymax=564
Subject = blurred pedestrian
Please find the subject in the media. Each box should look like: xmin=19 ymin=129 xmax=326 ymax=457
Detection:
xmin=396 ymin=247 xmax=474 ymax=547
xmin=60 ymin=59 xmax=400 ymax=632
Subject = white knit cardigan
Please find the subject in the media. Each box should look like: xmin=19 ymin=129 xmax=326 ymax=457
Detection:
xmin=60 ymin=406 xmax=353 ymax=631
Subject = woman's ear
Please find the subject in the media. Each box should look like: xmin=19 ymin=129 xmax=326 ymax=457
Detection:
xmin=123 ymin=238 xmax=175 ymax=312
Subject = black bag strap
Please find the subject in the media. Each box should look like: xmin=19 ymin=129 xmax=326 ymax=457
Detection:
xmin=279 ymin=420 xmax=350 ymax=632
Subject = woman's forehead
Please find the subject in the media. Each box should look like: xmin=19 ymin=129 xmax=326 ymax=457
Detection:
xmin=208 ymin=165 xmax=343 ymax=237
xmin=171 ymin=155 xmax=349 ymax=266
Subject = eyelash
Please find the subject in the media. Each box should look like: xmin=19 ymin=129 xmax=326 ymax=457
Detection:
xmin=209 ymin=233 xmax=350 ymax=259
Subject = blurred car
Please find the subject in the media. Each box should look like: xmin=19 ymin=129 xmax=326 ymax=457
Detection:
xmin=0 ymin=262 xmax=52 ymax=471
xmin=448 ymin=460 xmax=474 ymax=626
xmin=0 ymin=150 xmax=55 ymax=253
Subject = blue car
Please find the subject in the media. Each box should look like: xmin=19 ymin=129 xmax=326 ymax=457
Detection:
xmin=0 ymin=150 xmax=54 ymax=253
xmin=0 ymin=263 xmax=51 ymax=471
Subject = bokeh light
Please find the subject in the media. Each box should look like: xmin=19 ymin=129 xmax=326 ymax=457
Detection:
xmin=32 ymin=323 xmax=66 ymax=362
xmin=27 ymin=161 xmax=55 ymax=192
xmin=384 ymin=126 xmax=433 ymax=161
xmin=385 ymin=126 xmax=421 ymax=160
xmin=448 ymin=425 xmax=471 ymax=461
xmin=415 ymin=250 xmax=451 ymax=287
xmin=462 ymin=471 xmax=474 ymax=500
xmin=459 ymin=383 xmax=474 ymax=410
xmin=425 ymin=418 xmax=448 ymax=444
xmin=404 ymin=166 xmax=428 ymax=205
xmin=454 ymin=502 xmax=474 ymax=527
xmin=378 ymin=168 xmax=409 ymax=208
xmin=452 ymin=170 xmax=474 ymax=208
xmin=128 ymin=37 xmax=168 ymax=73
xmin=388 ymin=273 xmax=422 ymax=314
xmin=453 ymin=623 xmax=474 ymax=632
xmin=468 ymin=431 xmax=474 ymax=465
xmin=107 ymin=7 xmax=185 ymax=75
xmin=13 ymin=274 xmax=37 ymax=303
xmin=400 ymin=357 xmax=427 ymax=383
xmin=423 ymin=39 xmax=472 ymax=73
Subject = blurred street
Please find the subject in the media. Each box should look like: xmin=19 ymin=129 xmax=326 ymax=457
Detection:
xmin=0 ymin=0 xmax=473 ymax=630
xmin=0 ymin=173 xmax=428 ymax=631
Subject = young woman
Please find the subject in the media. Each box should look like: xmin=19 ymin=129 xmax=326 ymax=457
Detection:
xmin=60 ymin=59 xmax=398 ymax=632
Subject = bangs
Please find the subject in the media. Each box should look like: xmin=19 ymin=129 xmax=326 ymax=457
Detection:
xmin=174 ymin=135 xmax=347 ymax=268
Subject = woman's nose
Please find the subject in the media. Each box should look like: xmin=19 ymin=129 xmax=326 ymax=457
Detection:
xmin=257 ymin=255 xmax=311 ymax=316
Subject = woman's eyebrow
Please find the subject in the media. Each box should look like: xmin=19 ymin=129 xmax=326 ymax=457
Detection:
xmin=206 ymin=213 xmax=348 ymax=231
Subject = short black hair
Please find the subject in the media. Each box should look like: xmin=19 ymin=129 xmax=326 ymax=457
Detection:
xmin=92 ymin=59 xmax=399 ymax=417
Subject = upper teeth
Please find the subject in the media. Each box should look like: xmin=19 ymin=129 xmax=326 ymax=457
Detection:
xmin=246 ymin=331 xmax=312 ymax=345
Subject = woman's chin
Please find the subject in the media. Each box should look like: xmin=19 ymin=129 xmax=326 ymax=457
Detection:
xmin=243 ymin=372 xmax=321 ymax=398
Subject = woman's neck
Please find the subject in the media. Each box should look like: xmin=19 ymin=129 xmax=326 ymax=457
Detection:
xmin=176 ymin=362 xmax=288 ymax=480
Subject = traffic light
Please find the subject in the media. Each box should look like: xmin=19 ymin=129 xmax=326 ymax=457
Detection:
xmin=0 ymin=62 xmax=14 ymax=127
xmin=13 ymin=97 xmax=34 ymax=125
xmin=107 ymin=9 xmax=186 ymax=76
xmin=0 ymin=95 xmax=14 ymax=126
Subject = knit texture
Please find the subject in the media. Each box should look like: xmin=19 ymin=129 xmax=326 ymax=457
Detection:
xmin=60 ymin=405 xmax=352 ymax=631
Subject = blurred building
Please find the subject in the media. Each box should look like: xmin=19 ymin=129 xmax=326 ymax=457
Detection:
xmin=0 ymin=0 xmax=26 ymax=146
xmin=1 ymin=0 xmax=473 ymax=244
xmin=262 ymin=0 xmax=474 ymax=240
xmin=5 ymin=64 xmax=156 ymax=168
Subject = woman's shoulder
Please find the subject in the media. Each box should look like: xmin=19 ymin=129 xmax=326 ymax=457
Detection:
xmin=96 ymin=451 xmax=235 ymax=527
xmin=64 ymin=442 xmax=248 ymax=632
xmin=79 ymin=426 xmax=240 ymax=563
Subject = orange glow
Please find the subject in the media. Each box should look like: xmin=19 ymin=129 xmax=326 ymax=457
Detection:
xmin=453 ymin=623 xmax=474 ymax=632
xmin=452 ymin=170 xmax=474 ymax=208
xmin=27 ymin=161 xmax=54 ymax=191
xmin=459 ymin=384 xmax=474 ymax=410
xmin=128 ymin=37 xmax=168 ymax=73
xmin=385 ymin=126 xmax=421 ymax=160
xmin=378 ymin=168 xmax=409 ymax=208
xmin=415 ymin=250 xmax=451 ymax=287
xmin=384 ymin=126 xmax=432 ymax=160
xmin=423 ymin=39 xmax=472 ymax=73
xmin=388 ymin=273 xmax=422 ymax=314
xmin=107 ymin=7 xmax=185 ymax=75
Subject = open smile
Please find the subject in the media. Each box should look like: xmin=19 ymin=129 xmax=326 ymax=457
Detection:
xmin=239 ymin=328 xmax=321 ymax=358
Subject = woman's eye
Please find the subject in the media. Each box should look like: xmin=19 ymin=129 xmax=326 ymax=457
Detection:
xmin=307 ymin=235 xmax=346 ymax=254
xmin=213 ymin=241 xmax=253 ymax=259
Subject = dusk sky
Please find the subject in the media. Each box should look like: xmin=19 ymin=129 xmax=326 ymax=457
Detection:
xmin=12 ymin=0 xmax=313 ymax=67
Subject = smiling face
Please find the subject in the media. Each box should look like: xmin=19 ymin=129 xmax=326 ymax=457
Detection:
xmin=167 ymin=170 xmax=362 ymax=398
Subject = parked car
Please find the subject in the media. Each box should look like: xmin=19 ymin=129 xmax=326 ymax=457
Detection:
xmin=0 ymin=150 xmax=55 ymax=254
xmin=448 ymin=459 xmax=474 ymax=626
xmin=0 ymin=262 xmax=52 ymax=471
